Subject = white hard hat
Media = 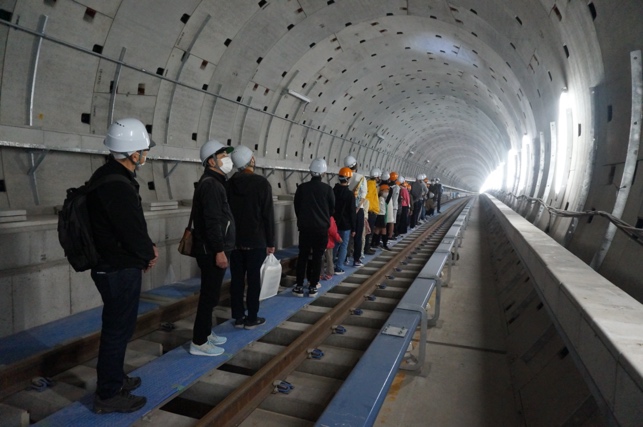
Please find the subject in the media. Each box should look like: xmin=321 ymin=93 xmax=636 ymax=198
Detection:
xmin=381 ymin=171 xmax=390 ymax=181
xmin=310 ymin=158 xmax=327 ymax=175
xmin=370 ymin=167 xmax=382 ymax=178
xmin=231 ymin=145 xmax=253 ymax=169
xmin=436 ymin=178 xmax=440 ymax=182
xmin=416 ymin=174 xmax=423 ymax=180
xmin=420 ymin=173 xmax=427 ymax=180
xmin=200 ymin=139 xmax=233 ymax=166
xmin=104 ymin=118 xmax=152 ymax=153
xmin=398 ymin=176 xmax=405 ymax=184
xmin=344 ymin=155 xmax=357 ymax=168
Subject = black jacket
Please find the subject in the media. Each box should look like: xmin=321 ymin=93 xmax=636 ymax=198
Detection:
xmin=227 ymin=170 xmax=275 ymax=248
xmin=192 ymin=168 xmax=236 ymax=254
xmin=430 ymin=183 xmax=442 ymax=200
xmin=87 ymin=159 xmax=155 ymax=270
xmin=333 ymin=183 xmax=356 ymax=231
xmin=294 ymin=176 xmax=335 ymax=232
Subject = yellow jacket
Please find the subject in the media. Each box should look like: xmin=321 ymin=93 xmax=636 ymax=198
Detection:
xmin=366 ymin=179 xmax=380 ymax=214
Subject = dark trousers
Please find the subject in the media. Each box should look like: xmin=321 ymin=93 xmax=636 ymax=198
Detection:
xmin=436 ymin=195 xmax=442 ymax=212
xmin=92 ymin=268 xmax=142 ymax=399
xmin=230 ymin=248 xmax=265 ymax=322
xmin=296 ymin=230 xmax=328 ymax=288
xmin=411 ymin=200 xmax=423 ymax=228
xmin=364 ymin=212 xmax=377 ymax=251
xmin=353 ymin=208 xmax=365 ymax=262
xmin=399 ymin=206 xmax=409 ymax=234
xmin=193 ymin=253 xmax=227 ymax=345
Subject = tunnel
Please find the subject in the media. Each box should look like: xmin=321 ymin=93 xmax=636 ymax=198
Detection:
xmin=0 ymin=1 xmax=641 ymax=426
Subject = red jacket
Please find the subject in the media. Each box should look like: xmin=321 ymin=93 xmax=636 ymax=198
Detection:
xmin=327 ymin=216 xmax=342 ymax=249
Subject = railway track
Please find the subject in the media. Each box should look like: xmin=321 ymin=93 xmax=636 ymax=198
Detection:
xmin=0 ymin=198 xmax=469 ymax=426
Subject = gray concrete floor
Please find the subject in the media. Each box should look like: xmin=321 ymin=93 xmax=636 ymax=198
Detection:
xmin=375 ymin=200 xmax=524 ymax=427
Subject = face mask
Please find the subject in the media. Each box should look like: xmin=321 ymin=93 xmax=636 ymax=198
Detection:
xmin=219 ymin=156 xmax=233 ymax=174
xmin=382 ymin=192 xmax=389 ymax=198
xmin=137 ymin=151 xmax=148 ymax=168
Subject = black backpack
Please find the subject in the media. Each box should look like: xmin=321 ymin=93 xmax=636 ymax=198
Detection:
xmin=58 ymin=174 xmax=131 ymax=272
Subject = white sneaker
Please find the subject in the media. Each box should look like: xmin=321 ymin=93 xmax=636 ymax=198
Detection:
xmin=190 ymin=341 xmax=224 ymax=356
xmin=208 ymin=333 xmax=227 ymax=345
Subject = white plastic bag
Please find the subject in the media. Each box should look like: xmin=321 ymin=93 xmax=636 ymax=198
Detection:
xmin=259 ymin=254 xmax=282 ymax=301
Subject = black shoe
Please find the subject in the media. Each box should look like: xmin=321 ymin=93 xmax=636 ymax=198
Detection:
xmin=244 ymin=317 xmax=266 ymax=330
xmin=293 ymin=286 xmax=305 ymax=297
xmin=122 ymin=375 xmax=141 ymax=392
xmin=382 ymin=245 xmax=390 ymax=251
xmin=365 ymin=249 xmax=376 ymax=255
xmin=94 ymin=390 xmax=146 ymax=414
xmin=234 ymin=318 xmax=246 ymax=329
xmin=308 ymin=287 xmax=318 ymax=297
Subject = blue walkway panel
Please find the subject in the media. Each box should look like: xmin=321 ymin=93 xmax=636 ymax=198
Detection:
xmin=0 ymin=246 xmax=300 ymax=369
xmin=0 ymin=301 xmax=159 ymax=366
xmin=317 ymin=199 xmax=473 ymax=426
xmin=35 ymin=244 xmax=387 ymax=426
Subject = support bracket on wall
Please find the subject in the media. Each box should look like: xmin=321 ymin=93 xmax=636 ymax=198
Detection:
xmin=163 ymin=160 xmax=181 ymax=200
xmin=163 ymin=160 xmax=181 ymax=179
xmin=27 ymin=149 xmax=49 ymax=206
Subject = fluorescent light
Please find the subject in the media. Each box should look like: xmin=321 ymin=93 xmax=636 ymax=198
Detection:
xmin=287 ymin=89 xmax=311 ymax=103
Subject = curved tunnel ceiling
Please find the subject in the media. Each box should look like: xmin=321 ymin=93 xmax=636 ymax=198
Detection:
xmin=232 ymin=1 xmax=533 ymax=189
xmin=2 ymin=0 xmax=578 ymax=193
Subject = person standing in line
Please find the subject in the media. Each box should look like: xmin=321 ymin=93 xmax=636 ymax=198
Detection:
xmin=421 ymin=175 xmax=429 ymax=219
xmin=409 ymin=174 xmax=425 ymax=229
xmin=434 ymin=178 xmax=444 ymax=213
xmin=375 ymin=184 xmax=391 ymax=250
xmin=397 ymin=176 xmax=410 ymax=235
xmin=332 ymin=167 xmax=357 ymax=274
xmin=344 ymin=155 xmax=368 ymax=267
xmin=227 ymin=145 xmax=275 ymax=330
xmin=88 ymin=118 xmax=158 ymax=413
xmin=293 ymin=158 xmax=335 ymax=297
xmin=189 ymin=140 xmax=235 ymax=356
xmin=386 ymin=172 xmax=400 ymax=240
xmin=363 ymin=167 xmax=381 ymax=254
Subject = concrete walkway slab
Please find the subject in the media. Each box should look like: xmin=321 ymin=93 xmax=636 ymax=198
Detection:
xmin=375 ymin=199 xmax=523 ymax=427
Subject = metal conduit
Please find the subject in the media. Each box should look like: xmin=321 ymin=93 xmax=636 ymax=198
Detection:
xmin=0 ymin=18 xmax=421 ymax=172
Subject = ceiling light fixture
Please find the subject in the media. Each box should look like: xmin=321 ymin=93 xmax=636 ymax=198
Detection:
xmin=287 ymin=89 xmax=312 ymax=103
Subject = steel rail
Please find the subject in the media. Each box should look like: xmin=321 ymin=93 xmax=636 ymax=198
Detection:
xmin=196 ymin=199 xmax=469 ymax=426
xmin=0 ymin=257 xmax=297 ymax=400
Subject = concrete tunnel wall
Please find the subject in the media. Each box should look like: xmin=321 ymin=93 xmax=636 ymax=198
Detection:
xmin=0 ymin=0 xmax=641 ymax=336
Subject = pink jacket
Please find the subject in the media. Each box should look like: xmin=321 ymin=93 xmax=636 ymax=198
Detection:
xmin=399 ymin=187 xmax=411 ymax=207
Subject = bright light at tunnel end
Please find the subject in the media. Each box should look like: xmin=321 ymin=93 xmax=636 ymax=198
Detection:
xmin=555 ymin=90 xmax=572 ymax=194
xmin=480 ymin=162 xmax=506 ymax=193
